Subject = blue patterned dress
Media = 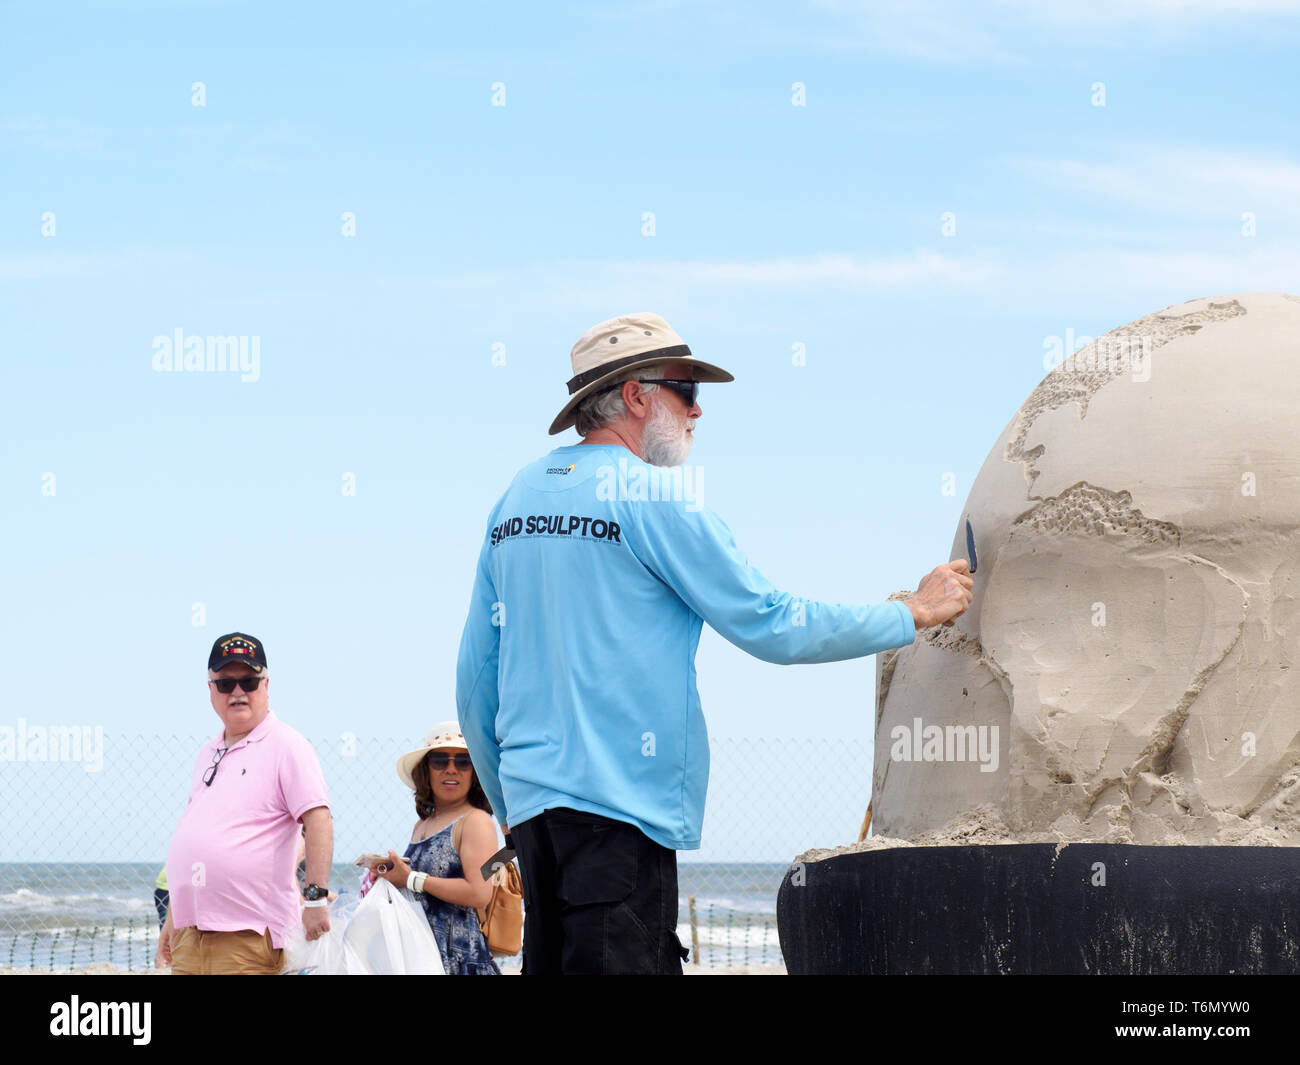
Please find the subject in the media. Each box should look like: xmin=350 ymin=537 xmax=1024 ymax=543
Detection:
xmin=403 ymin=817 xmax=501 ymax=976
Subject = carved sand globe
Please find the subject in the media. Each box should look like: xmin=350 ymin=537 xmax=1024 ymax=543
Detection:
xmin=873 ymin=292 xmax=1300 ymax=846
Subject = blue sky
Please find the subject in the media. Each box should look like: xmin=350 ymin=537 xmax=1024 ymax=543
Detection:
xmin=3 ymin=1 xmax=1298 ymax=784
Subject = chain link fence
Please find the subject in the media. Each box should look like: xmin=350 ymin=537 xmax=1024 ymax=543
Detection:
xmin=0 ymin=733 xmax=871 ymax=972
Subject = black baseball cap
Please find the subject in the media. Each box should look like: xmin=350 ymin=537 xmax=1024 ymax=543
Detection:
xmin=208 ymin=632 xmax=268 ymax=673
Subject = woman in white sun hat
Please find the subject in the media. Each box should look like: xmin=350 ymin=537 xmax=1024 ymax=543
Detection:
xmin=361 ymin=722 xmax=501 ymax=975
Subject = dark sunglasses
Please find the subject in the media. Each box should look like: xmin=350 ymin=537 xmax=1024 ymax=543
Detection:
xmin=211 ymin=676 xmax=264 ymax=694
xmin=426 ymin=753 xmax=473 ymax=771
xmin=596 ymin=379 xmax=699 ymax=406
xmin=640 ymin=379 xmax=698 ymax=406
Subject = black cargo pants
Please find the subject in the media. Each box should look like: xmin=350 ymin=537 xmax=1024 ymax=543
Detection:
xmin=511 ymin=807 xmax=690 ymax=975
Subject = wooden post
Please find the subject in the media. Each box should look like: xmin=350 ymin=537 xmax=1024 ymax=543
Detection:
xmin=688 ymin=895 xmax=699 ymax=968
xmin=857 ymin=800 xmax=873 ymax=842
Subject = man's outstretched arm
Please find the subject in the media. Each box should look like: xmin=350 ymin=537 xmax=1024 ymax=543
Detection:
xmin=627 ymin=502 xmax=971 ymax=665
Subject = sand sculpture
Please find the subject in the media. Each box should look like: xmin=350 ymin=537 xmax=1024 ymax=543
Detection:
xmin=865 ymin=292 xmax=1300 ymax=849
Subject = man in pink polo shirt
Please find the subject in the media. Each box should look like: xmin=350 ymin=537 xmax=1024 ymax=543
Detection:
xmin=157 ymin=632 xmax=333 ymax=975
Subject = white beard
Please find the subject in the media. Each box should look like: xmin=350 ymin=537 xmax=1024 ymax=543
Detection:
xmin=642 ymin=398 xmax=694 ymax=467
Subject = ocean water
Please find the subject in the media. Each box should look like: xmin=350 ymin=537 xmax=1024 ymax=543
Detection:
xmin=0 ymin=862 xmax=787 ymax=971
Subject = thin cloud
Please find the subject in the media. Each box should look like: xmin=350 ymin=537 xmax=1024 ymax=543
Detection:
xmin=985 ymin=247 xmax=1300 ymax=313
xmin=1019 ymin=146 xmax=1300 ymax=221
xmin=663 ymin=251 xmax=998 ymax=285
xmin=1109 ymin=248 xmax=1300 ymax=291
xmin=382 ymin=250 xmax=998 ymax=293
xmin=369 ymin=251 xmax=1000 ymax=328
xmin=805 ymin=0 xmax=1300 ymax=62
xmin=0 ymin=115 xmax=125 ymax=160
xmin=1001 ymin=0 xmax=1300 ymax=17
xmin=372 ymin=250 xmax=1002 ymax=324
xmin=0 ymin=249 xmax=193 ymax=279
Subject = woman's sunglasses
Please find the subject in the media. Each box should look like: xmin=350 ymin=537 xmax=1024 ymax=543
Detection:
xmin=426 ymin=753 xmax=473 ymax=771
xmin=210 ymin=676 xmax=265 ymax=694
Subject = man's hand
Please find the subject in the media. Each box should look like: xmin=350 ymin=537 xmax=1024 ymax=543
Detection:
xmin=155 ymin=910 xmax=174 ymax=969
xmin=906 ymin=558 xmax=974 ymax=628
xmin=302 ymin=903 xmax=330 ymax=942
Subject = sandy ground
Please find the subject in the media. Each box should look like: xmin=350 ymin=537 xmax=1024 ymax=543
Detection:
xmin=684 ymin=964 xmax=785 ymax=975
xmin=3 ymin=962 xmax=785 ymax=976
xmin=0 ymin=963 xmax=167 ymax=975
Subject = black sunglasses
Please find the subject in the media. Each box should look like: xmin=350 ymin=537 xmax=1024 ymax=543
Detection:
xmin=596 ymin=379 xmax=698 ymax=406
xmin=426 ymin=753 xmax=473 ymax=771
xmin=640 ymin=379 xmax=698 ymax=406
xmin=203 ymin=745 xmax=229 ymax=787
xmin=211 ymin=676 xmax=264 ymax=694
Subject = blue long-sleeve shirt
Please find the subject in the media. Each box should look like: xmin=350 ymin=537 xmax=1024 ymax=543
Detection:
xmin=455 ymin=443 xmax=916 ymax=850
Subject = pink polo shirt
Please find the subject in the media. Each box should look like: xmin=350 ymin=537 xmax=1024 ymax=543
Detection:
xmin=166 ymin=710 xmax=330 ymax=949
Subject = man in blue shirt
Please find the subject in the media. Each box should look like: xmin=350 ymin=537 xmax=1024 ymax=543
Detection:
xmin=456 ymin=311 xmax=973 ymax=974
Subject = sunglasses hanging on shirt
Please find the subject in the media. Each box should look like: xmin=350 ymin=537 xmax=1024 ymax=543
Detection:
xmin=203 ymin=746 xmax=229 ymax=787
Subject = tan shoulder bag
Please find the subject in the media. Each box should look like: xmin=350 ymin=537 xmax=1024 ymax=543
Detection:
xmin=454 ymin=816 xmax=523 ymax=957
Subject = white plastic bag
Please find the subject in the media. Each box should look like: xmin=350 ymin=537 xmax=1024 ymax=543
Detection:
xmin=282 ymin=879 xmax=445 ymax=975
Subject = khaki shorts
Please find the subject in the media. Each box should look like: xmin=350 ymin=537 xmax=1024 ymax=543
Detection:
xmin=171 ymin=926 xmax=284 ymax=975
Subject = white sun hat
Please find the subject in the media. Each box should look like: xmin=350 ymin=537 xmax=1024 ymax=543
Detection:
xmin=396 ymin=722 xmax=470 ymax=790
xmin=548 ymin=311 xmax=734 ymax=436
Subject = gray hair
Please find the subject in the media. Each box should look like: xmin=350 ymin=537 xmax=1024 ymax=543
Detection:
xmin=574 ymin=363 xmax=666 ymax=436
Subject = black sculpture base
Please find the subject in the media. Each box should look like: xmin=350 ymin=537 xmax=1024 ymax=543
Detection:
xmin=777 ymin=843 xmax=1300 ymax=974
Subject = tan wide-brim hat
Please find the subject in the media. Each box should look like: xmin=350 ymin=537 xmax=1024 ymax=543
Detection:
xmin=548 ymin=311 xmax=734 ymax=436
xmin=396 ymin=722 xmax=470 ymax=790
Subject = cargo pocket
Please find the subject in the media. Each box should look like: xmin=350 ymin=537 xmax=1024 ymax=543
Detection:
xmin=552 ymin=818 xmax=639 ymax=907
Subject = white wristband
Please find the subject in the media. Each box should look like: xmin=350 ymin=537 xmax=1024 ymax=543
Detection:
xmin=407 ymin=871 xmax=427 ymax=894
xmin=303 ymin=899 xmax=328 ymax=908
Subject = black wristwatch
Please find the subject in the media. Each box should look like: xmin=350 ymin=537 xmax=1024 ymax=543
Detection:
xmin=302 ymin=883 xmax=329 ymax=901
